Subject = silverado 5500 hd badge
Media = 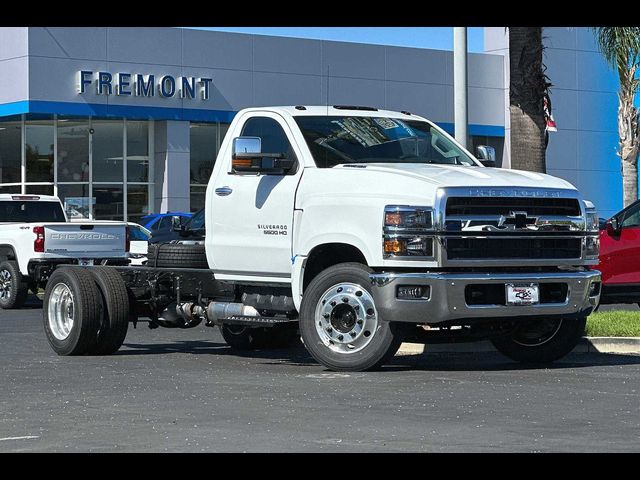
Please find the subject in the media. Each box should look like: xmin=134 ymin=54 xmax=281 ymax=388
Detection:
xmin=258 ymin=224 xmax=288 ymax=236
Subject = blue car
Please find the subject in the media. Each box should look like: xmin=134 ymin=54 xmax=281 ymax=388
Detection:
xmin=140 ymin=212 xmax=193 ymax=233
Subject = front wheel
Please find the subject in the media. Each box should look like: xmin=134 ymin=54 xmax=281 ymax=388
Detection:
xmin=299 ymin=263 xmax=403 ymax=371
xmin=491 ymin=317 xmax=586 ymax=363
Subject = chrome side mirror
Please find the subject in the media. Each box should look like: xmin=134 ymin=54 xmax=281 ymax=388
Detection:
xmin=232 ymin=136 xmax=262 ymax=157
xmin=231 ymin=136 xmax=294 ymax=175
xmin=476 ymin=145 xmax=496 ymax=167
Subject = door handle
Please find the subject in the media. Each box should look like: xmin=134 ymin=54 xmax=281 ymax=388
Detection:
xmin=215 ymin=186 xmax=233 ymax=196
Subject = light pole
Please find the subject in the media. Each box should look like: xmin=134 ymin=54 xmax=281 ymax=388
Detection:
xmin=453 ymin=27 xmax=468 ymax=149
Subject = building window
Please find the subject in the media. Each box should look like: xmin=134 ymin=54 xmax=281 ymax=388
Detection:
xmin=57 ymin=183 xmax=91 ymax=220
xmin=25 ymin=117 xmax=54 ymax=183
xmin=127 ymin=121 xmax=149 ymax=183
xmin=127 ymin=184 xmax=149 ymax=224
xmin=0 ymin=117 xmax=22 ymax=184
xmin=190 ymin=122 xmax=225 ymax=212
xmin=0 ymin=115 xmax=154 ymax=222
xmin=57 ymin=119 xmax=90 ymax=182
xmin=92 ymin=120 xmax=124 ymax=183
xmin=93 ymin=184 xmax=124 ymax=221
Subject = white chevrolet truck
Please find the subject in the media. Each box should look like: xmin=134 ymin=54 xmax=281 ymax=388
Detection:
xmin=0 ymin=194 xmax=128 ymax=309
xmin=40 ymin=106 xmax=601 ymax=371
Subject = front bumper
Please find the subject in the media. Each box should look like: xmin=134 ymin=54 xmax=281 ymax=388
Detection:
xmin=369 ymin=270 xmax=601 ymax=324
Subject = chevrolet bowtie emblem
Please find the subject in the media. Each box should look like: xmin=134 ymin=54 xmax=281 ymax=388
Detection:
xmin=498 ymin=211 xmax=538 ymax=229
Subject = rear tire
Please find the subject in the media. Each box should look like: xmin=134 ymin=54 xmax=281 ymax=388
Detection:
xmin=86 ymin=267 xmax=130 ymax=355
xmin=299 ymin=263 xmax=403 ymax=371
xmin=147 ymin=243 xmax=208 ymax=269
xmin=43 ymin=267 xmax=103 ymax=356
xmin=0 ymin=260 xmax=28 ymax=309
xmin=491 ymin=317 xmax=586 ymax=363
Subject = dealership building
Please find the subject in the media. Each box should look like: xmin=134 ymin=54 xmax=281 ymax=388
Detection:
xmin=0 ymin=27 xmax=621 ymax=222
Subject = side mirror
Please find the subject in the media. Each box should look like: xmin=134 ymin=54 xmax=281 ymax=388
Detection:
xmin=476 ymin=145 xmax=496 ymax=167
xmin=606 ymin=217 xmax=621 ymax=237
xmin=171 ymin=216 xmax=183 ymax=232
xmin=231 ymin=136 xmax=294 ymax=175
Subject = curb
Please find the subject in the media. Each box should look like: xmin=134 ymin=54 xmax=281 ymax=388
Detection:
xmin=396 ymin=337 xmax=640 ymax=356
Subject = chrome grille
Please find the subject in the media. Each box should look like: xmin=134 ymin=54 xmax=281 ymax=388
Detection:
xmin=434 ymin=187 xmax=590 ymax=266
xmin=446 ymin=237 xmax=582 ymax=260
xmin=445 ymin=197 xmax=581 ymax=216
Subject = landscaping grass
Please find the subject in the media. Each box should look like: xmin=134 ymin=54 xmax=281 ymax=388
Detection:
xmin=586 ymin=310 xmax=640 ymax=337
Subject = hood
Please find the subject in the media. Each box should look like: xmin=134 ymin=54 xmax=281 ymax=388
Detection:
xmin=336 ymin=163 xmax=576 ymax=190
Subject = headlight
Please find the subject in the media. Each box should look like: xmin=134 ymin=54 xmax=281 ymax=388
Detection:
xmin=585 ymin=210 xmax=599 ymax=233
xmin=384 ymin=206 xmax=434 ymax=230
xmin=383 ymin=206 xmax=435 ymax=259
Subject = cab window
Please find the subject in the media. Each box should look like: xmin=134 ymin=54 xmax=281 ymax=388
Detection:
xmin=240 ymin=117 xmax=297 ymax=164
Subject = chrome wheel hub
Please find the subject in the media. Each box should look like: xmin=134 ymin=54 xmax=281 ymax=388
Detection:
xmin=0 ymin=269 xmax=11 ymax=301
xmin=314 ymin=282 xmax=378 ymax=354
xmin=48 ymin=283 xmax=75 ymax=341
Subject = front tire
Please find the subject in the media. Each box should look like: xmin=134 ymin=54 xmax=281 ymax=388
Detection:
xmin=299 ymin=263 xmax=402 ymax=371
xmin=0 ymin=260 xmax=28 ymax=309
xmin=491 ymin=317 xmax=586 ymax=363
xmin=43 ymin=267 xmax=103 ymax=356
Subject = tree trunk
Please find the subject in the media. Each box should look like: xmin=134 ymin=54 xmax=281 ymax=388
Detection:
xmin=618 ymin=84 xmax=640 ymax=207
xmin=622 ymin=156 xmax=637 ymax=207
xmin=509 ymin=27 xmax=547 ymax=173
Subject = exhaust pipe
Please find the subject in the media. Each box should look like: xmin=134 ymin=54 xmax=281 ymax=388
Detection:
xmin=206 ymin=302 xmax=259 ymax=326
xmin=157 ymin=302 xmax=204 ymax=329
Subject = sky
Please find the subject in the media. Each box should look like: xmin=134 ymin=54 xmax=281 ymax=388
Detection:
xmin=184 ymin=27 xmax=485 ymax=52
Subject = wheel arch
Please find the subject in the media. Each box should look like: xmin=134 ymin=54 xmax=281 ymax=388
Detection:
xmin=303 ymin=242 xmax=368 ymax=291
xmin=0 ymin=245 xmax=17 ymax=262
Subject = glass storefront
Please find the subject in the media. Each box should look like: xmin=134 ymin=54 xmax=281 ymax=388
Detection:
xmin=0 ymin=114 xmax=154 ymax=222
xmin=189 ymin=122 xmax=227 ymax=212
xmin=0 ymin=116 xmax=22 ymax=185
xmin=2 ymin=115 xmax=240 ymax=218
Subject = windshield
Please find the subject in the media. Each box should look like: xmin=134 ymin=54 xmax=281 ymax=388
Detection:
xmin=0 ymin=201 xmax=66 ymax=223
xmin=295 ymin=116 xmax=477 ymax=168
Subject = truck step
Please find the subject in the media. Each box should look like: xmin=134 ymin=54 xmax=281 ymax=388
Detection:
xmin=217 ymin=315 xmax=298 ymax=327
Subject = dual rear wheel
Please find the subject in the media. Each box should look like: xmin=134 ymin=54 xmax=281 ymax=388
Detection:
xmin=43 ymin=266 xmax=129 ymax=356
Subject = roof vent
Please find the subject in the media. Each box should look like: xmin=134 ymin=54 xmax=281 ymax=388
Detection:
xmin=333 ymin=105 xmax=378 ymax=111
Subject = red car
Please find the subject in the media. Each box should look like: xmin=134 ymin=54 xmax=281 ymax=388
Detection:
xmin=597 ymin=199 xmax=640 ymax=305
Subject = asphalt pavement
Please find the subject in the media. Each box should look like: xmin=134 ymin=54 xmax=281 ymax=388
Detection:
xmin=1 ymin=296 xmax=639 ymax=452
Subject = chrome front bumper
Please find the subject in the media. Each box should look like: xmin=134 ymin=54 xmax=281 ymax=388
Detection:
xmin=369 ymin=270 xmax=601 ymax=324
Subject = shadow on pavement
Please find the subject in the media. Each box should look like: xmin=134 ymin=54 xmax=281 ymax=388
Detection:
xmin=383 ymin=351 xmax=640 ymax=372
xmin=115 ymin=338 xmax=640 ymax=372
xmin=118 ymin=340 xmax=318 ymax=366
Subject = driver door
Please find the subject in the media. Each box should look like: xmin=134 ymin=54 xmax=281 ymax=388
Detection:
xmin=209 ymin=113 xmax=303 ymax=280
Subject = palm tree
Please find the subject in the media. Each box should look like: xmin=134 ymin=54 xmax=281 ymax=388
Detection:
xmin=592 ymin=27 xmax=640 ymax=207
xmin=509 ymin=27 xmax=549 ymax=173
